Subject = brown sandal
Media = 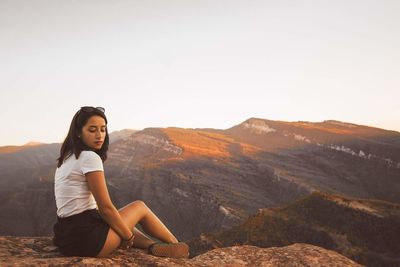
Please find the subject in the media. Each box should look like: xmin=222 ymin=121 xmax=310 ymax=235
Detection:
xmin=148 ymin=241 xmax=189 ymax=258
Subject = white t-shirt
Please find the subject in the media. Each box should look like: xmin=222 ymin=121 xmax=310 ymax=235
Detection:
xmin=54 ymin=150 xmax=104 ymax=218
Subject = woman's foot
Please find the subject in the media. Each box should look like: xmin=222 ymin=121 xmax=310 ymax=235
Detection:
xmin=148 ymin=241 xmax=189 ymax=258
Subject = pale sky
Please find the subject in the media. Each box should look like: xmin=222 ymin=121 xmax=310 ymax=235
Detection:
xmin=1 ymin=0 xmax=399 ymax=146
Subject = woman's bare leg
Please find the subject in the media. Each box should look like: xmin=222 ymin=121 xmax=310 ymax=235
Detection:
xmin=96 ymin=200 xmax=178 ymax=257
xmin=96 ymin=228 xmax=120 ymax=257
xmin=96 ymin=226 xmax=157 ymax=257
xmin=131 ymin=227 xmax=156 ymax=249
xmin=118 ymin=200 xmax=178 ymax=243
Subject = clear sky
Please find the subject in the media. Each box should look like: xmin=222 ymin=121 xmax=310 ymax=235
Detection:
xmin=1 ymin=0 xmax=399 ymax=146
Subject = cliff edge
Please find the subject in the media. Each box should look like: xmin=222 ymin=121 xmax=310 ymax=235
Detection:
xmin=0 ymin=236 xmax=363 ymax=266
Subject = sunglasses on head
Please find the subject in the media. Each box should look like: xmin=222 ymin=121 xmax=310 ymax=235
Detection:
xmin=78 ymin=106 xmax=105 ymax=114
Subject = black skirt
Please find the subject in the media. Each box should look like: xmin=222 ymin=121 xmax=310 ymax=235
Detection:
xmin=53 ymin=208 xmax=110 ymax=257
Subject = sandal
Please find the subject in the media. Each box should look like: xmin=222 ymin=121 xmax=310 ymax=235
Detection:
xmin=148 ymin=241 xmax=189 ymax=258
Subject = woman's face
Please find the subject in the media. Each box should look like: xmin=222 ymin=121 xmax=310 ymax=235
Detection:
xmin=80 ymin=115 xmax=107 ymax=150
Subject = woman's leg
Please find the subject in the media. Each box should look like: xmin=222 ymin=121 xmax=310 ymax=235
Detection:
xmin=119 ymin=200 xmax=178 ymax=244
xmin=96 ymin=200 xmax=178 ymax=257
xmin=130 ymin=227 xmax=157 ymax=249
xmin=96 ymin=226 xmax=155 ymax=257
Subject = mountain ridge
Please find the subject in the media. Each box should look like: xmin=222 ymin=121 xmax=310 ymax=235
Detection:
xmin=2 ymin=118 xmax=398 ymax=150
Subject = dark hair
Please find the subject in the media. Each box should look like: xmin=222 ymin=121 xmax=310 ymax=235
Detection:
xmin=56 ymin=107 xmax=109 ymax=168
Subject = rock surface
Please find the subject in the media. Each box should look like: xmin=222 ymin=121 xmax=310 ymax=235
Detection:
xmin=0 ymin=236 xmax=364 ymax=266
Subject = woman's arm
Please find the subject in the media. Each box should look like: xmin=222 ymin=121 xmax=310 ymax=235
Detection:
xmin=86 ymin=171 xmax=133 ymax=241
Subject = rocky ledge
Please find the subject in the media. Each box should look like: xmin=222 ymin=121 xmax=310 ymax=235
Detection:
xmin=0 ymin=236 xmax=363 ymax=266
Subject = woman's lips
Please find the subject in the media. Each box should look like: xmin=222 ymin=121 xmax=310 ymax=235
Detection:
xmin=95 ymin=141 xmax=103 ymax=145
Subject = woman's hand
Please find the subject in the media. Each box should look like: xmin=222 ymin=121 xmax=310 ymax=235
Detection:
xmin=119 ymin=232 xmax=135 ymax=249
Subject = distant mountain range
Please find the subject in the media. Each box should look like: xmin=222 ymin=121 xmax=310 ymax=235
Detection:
xmin=0 ymin=118 xmax=399 ymax=245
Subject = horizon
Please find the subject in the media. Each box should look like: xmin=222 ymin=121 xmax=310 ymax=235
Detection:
xmin=1 ymin=0 xmax=399 ymax=146
xmin=2 ymin=116 xmax=399 ymax=147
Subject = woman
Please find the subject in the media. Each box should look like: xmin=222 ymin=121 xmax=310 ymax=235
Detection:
xmin=52 ymin=106 xmax=189 ymax=258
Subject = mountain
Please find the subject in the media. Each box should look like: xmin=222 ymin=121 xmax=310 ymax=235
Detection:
xmin=0 ymin=118 xmax=399 ymax=243
xmin=223 ymin=118 xmax=400 ymax=203
xmin=108 ymin=129 xmax=138 ymax=143
xmin=188 ymin=191 xmax=400 ymax=267
xmin=0 ymin=141 xmax=46 ymax=154
xmin=23 ymin=141 xmax=45 ymax=146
